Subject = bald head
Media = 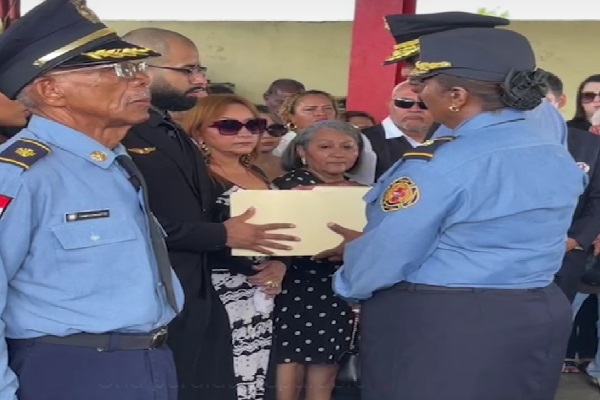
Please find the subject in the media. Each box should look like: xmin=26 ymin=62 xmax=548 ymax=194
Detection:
xmin=122 ymin=28 xmax=195 ymax=62
xmin=122 ymin=28 xmax=207 ymax=112
xmin=391 ymin=80 xmax=410 ymax=98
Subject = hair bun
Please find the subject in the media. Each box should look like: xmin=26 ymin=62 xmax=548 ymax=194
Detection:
xmin=499 ymin=69 xmax=549 ymax=110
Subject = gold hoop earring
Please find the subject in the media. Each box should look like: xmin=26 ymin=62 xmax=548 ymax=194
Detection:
xmin=199 ymin=142 xmax=211 ymax=162
xmin=449 ymin=105 xmax=460 ymax=112
xmin=286 ymin=122 xmax=297 ymax=131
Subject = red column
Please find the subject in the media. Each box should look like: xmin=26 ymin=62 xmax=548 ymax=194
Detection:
xmin=345 ymin=0 xmax=417 ymax=122
xmin=0 ymin=0 xmax=21 ymax=31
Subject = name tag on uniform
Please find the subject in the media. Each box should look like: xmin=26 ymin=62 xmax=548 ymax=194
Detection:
xmin=65 ymin=209 xmax=110 ymax=222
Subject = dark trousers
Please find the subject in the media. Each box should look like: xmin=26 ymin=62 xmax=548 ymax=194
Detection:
xmin=360 ymin=282 xmax=571 ymax=400
xmin=555 ymin=250 xmax=589 ymax=303
xmin=8 ymin=340 xmax=177 ymax=400
xmin=566 ymin=294 xmax=599 ymax=359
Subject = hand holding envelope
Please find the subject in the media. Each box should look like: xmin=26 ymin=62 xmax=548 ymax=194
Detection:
xmin=312 ymin=223 xmax=363 ymax=262
xmin=230 ymin=187 xmax=369 ymax=257
xmin=223 ymin=207 xmax=300 ymax=256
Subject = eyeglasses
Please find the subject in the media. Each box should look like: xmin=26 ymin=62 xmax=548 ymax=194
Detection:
xmin=51 ymin=61 xmax=148 ymax=78
xmin=148 ymin=65 xmax=208 ymax=76
xmin=209 ymin=118 xmax=267 ymax=135
xmin=394 ymin=98 xmax=427 ymax=110
xmin=265 ymin=124 xmax=288 ymax=137
xmin=581 ymin=92 xmax=600 ymax=103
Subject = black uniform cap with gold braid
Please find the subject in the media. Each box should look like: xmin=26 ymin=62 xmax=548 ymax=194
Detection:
xmin=402 ymin=136 xmax=455 ymax=162
xmin=383 ymin=12 xmax=509 ymax=65
xmin=0 ymin=138 xmax=51 ymax=170
xmin=411 ymin=28 xmax=536 ymax=82
xmin=0 ymin=0 xmax=160 ymax=99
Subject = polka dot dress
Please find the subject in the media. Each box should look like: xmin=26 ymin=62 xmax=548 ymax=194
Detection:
xmin=272 ymin=170 xmax=354 ymax=365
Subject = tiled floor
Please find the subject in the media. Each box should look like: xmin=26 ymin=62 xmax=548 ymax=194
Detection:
xmin=556 ymin=373 xmax=599 ymax=399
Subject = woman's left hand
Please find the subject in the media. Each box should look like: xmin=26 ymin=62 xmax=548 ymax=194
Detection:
xmin=248 ymin=260 xmax=286 ymax=296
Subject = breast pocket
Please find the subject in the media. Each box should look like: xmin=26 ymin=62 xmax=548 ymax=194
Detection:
xmin=51 ymin=217 xmax=137 ymax=250
xmin=50 ymin=218 xmax=141 ymax=294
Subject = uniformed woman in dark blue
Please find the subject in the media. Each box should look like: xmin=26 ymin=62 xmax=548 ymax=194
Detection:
xmin=333 ymin=28 xmax=587 ymax=400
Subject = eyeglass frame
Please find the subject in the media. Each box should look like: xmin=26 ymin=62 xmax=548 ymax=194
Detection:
xmin=49 ymin=61 xmax=148 ymax=79
xmin=209 ymin=118 xmax=268 ymax=136
xmin=147 ymin=65 xmax=208 ymax=77
xmin=581 ymin=92 xmax=600 ymax=103
xmin=393 ymin=98 xmax=428 ymax=110
xmin=264 ymin=123 xmax=288 ymax=137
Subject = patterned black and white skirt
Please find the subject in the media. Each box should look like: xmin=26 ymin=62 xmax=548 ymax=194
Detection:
xmin=211 ymin=271 xmax=274 ymax=400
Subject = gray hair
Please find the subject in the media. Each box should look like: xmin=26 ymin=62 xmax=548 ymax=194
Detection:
xmin=281 ymin=119 xmax=363 ymax=172
xmin=15 ymin=84 xmax=38 ymax=109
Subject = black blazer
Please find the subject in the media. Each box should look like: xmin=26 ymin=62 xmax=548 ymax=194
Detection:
xmin=567 ymin=127 xmax=600 ymax=248
xmin=122 ymin=110 xmax=236 ymax=400
xmin=362 ymin=123 xmax=414 ymax=181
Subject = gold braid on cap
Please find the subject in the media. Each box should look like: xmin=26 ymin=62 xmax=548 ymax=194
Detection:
xmin=409 ymin=61 xmax=453 ymax=77
xmin=385 ymin=39 xmax=420 ymax=63
xmin=81 ymin=47 xmax=153 ymax=60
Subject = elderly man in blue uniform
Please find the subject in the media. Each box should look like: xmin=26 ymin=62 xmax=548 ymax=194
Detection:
xmin=0 ymin=1 xmax=184 ymax=399
xmin=332 ymin=28 xmax=586 ymax=400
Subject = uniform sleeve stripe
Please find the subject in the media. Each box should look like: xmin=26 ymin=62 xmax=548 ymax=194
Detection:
xmin=404 ymin=152 xmax=434 ymax=158
xmin=19 ymin=138 xmax=52 ymax=153
xmin=0 ymin=157 xmax=30 ymax=169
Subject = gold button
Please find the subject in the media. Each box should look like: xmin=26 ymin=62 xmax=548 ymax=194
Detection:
xmin=90 ymin=151 xmax=107 ymax=162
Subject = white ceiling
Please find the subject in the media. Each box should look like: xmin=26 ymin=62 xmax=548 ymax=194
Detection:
xmin=20 ymin=0 xmax=599 ymax=21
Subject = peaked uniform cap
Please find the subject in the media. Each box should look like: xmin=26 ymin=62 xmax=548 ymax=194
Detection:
xmin=383 ymin=12 xmax=510 ymax=65
xmin=411 ymin=27 xmax=536 ymax=82
xmin=0 ymin=0 xmax=160 ymax=99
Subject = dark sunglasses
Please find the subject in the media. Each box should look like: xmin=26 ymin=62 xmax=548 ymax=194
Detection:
xmin=265 ymin=124 xmax=288 ymax=137
xmin=581 ymin=92 xmax=600 ymax=103
xmin=209 ymin=118 xmax=267 ymax=135
xmin=394 ymin=98 xmax=427 ymax=110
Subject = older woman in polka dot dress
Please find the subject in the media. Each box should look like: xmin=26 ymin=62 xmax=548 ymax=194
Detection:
xmin=273 ymin=120 xmax=363 ymax=400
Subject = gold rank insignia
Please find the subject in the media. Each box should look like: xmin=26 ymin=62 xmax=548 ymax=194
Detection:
xmin=90 ymin=150 xmax=107 ymax=162
xmin=0 ymin=138 xmax=51 ymax=170
xmin=381 ymin=177 xmax=420 ymax=212
xmin=127 ymin=147 xmax=156 ymax=155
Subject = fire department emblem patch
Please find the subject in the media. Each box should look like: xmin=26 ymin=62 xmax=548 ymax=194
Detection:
xmin=381 ymin=177 xmax=420 ymax=212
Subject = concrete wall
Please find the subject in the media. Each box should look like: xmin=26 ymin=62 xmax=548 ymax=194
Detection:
xmin=106 ymin=20 xmax=600 ymax=119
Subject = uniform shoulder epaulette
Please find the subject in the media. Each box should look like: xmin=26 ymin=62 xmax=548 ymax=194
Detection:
xmin=402 ymin=136 xmax=455 ymax=162
xmin=0 ymin=138 xmax=51 ymax=171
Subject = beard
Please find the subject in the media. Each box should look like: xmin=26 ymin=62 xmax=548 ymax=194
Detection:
xmin=150 ymin=83 xmax=201 ymax=112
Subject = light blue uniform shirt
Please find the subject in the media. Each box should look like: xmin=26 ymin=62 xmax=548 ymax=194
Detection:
xmin=0 ymin=116 xmax=184 ymax=398
xmin=432 ymin=99 xmax=568 ymax=147
xmin=350 ymin=99 xmax=567 ymax=186
xmin=334 ymin=110 xmax=586 ymax=302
